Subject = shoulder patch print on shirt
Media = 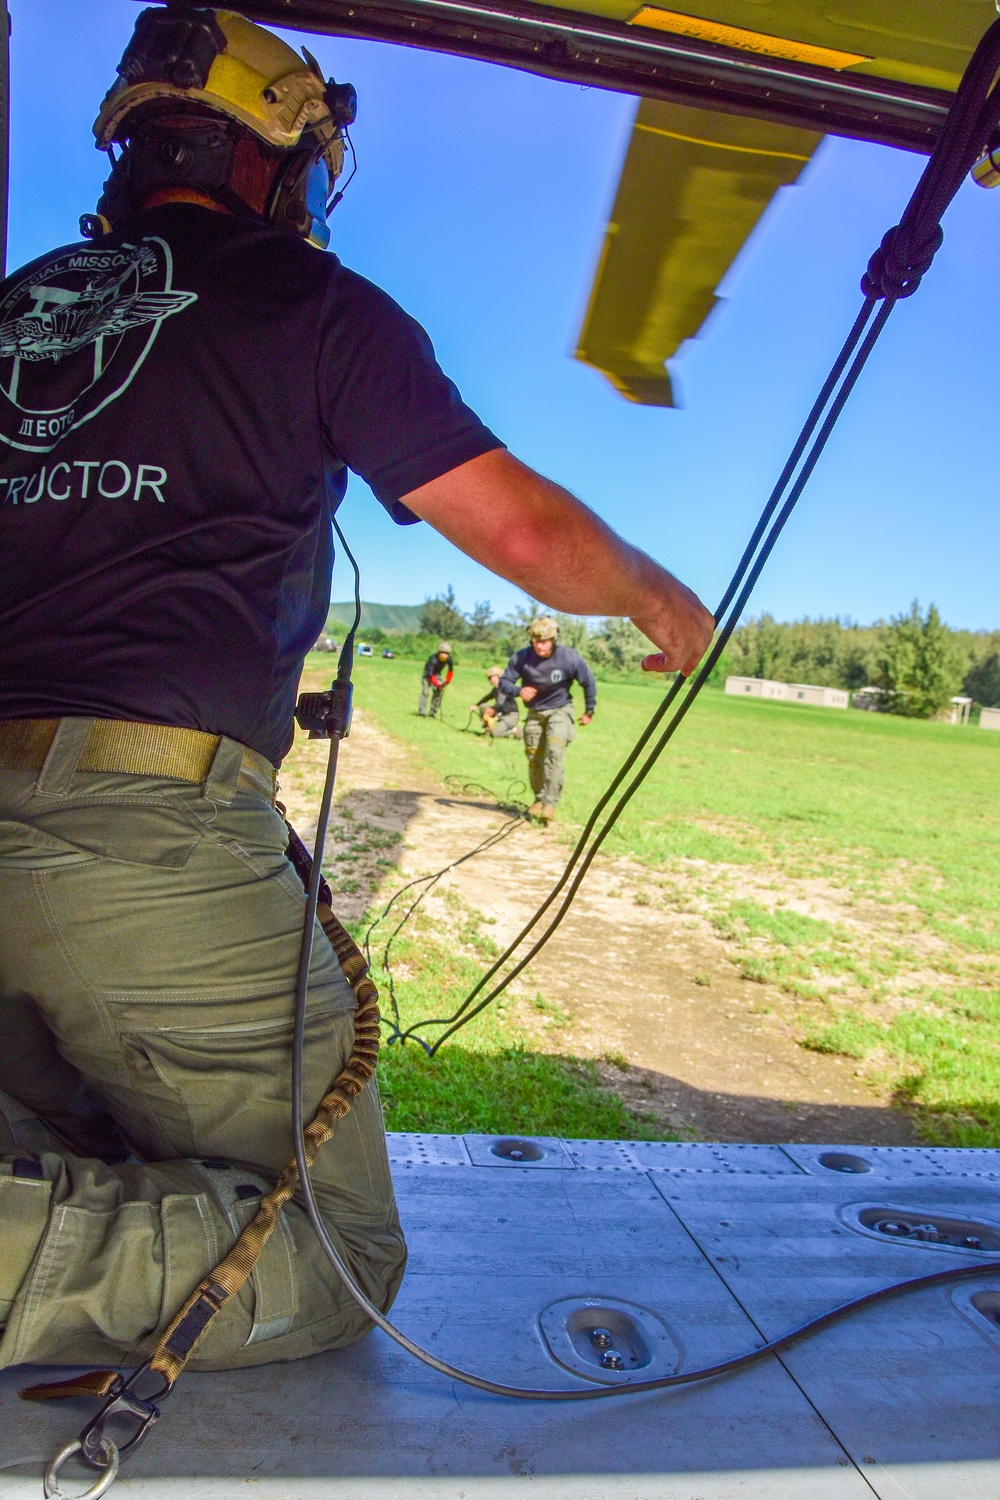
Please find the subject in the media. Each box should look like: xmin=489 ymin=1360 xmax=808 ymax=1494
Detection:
xmin=0 ymin=236 xmax=196 ymax=453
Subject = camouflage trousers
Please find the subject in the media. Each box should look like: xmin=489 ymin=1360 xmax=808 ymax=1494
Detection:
xmin=523 ymin=705 xmax=575 ymax=806
xmin=0 ymin=725 xmax=406 ymax=1374
xmin=418 ymin=678 xmax=447 ymax=718
xmin=478 ymin=708 xmax=520 ymax=739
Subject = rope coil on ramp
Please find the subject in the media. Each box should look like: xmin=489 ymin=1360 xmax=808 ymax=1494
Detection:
xmin=363 ymin=776 xmax=530 ymax=1046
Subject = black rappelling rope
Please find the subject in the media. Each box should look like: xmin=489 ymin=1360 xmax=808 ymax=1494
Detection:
xmin=400 ymin=296 xmax=892 ymax=1052
xmin=365 ymin=776 xmax=530 ymax=1045
xmin=388 ymin=16 xmax=1000 ymax=1056
xmin=284 ymin=6 xmax=1000 ymax=1418
xmin=345 ymin=282 xmax=871 ymax=1045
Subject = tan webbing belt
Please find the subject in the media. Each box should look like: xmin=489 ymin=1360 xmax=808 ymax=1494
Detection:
xmin=0 ymin=718 xmax=277 ymax=800
xmin=22 ymin=900 xmax=380 ymax=1403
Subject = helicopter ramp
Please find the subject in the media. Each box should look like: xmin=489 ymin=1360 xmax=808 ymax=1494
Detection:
xmin=3 ymin=1133 xmax=1000 ymax=1498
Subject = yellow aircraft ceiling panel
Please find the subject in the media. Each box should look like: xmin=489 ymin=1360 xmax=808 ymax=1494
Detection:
xmin=629 ymin=8 xmax=870 ymax=72
xmin=528 ymin=0 xmax=996 ymax=93
xmin=575 ymin=100 xmax=821 ymax=405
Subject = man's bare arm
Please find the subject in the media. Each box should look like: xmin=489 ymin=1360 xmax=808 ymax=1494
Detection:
xmin=400 ymin=448 xmax=713 ymax=676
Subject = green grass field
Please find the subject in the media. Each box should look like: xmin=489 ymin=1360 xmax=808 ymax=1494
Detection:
xmin=369 ymin=899 xmax=662 ymax=1141
xmin=335 ymin=653 xmax=1000 ymax=1145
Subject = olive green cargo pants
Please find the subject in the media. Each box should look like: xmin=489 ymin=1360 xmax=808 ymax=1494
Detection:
xmin=476 ymin=707 xmax=520 ymax=739
xmin=487 ymin=711 xmax=520 ymax=739
xmin=523 ymin=706 xmax=575 ymax=807
xmin=417 ymin=678 xmax=446 ymax=718
xmin=0 ymin=722 xmax=406 ymax=1373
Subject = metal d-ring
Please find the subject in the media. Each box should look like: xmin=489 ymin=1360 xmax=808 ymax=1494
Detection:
xmin=44 ymin=1437 xmax=120 ymax=1500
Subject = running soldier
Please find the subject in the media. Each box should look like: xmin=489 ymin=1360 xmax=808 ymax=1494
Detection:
xmin=500 ymin=618 xmax=596 ymax=820
xmin=418 ymin=641 xmax=454 ymax=717
xmin=471 ymin=666 xmax=521 ymax=738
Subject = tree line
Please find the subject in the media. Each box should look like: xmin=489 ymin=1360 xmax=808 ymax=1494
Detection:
xmin=723 ymin=605 xmax=1000 ymax=717
xmin=362 ymin=590 xmax=1000 ymax=718
xmin=409 ymin=588 xmax=660 ymax=677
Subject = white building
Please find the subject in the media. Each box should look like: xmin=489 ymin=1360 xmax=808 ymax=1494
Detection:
xmin=787 ymin=683 xmax=849 ymax=709
xmin=725 ymin=677 xmax=847 ymax=709
xmin=981 ymin=706 xmax=1000 ymax=731
xmin=725 ymin=676 xmax=789 ymax=701
xmin=942 ymin=695 xmax=972 ymax=726
xmin=853 ymin=688 xmax=975 ymax=725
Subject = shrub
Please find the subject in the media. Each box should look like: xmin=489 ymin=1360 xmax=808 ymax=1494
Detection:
xmin=877 ymin=602 xmax=968 ymax=719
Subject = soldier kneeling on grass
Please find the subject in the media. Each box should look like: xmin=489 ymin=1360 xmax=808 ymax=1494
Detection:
xmin=471 ymin=666 xmax=521 ymax=738
xmin=499 ymin=617 xmax=596 ymax=821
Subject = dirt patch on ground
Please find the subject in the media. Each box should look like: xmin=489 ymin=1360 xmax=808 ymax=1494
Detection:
xmin=279 ymin=707 xmax=917 ymax=1146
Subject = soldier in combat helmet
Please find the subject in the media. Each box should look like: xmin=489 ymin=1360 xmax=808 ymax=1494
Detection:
xmin=500 ymin=617 xmax=596 ymax=820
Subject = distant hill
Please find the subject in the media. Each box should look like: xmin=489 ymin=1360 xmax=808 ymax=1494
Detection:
xmin=325 ymin=600 xmax=423 ymax=635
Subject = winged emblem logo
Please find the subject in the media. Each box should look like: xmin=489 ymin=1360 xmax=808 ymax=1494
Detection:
xmin=0 ymin=236 xmax=197 ymax=453
xmin=0 ymin=267 xmax=196 ymax=363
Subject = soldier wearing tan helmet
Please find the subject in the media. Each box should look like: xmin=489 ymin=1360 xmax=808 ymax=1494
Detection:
xmin=0 ymin=6 xmax=711 ymax=1379
xmin=499 ymin=617 xmax=596 ymax=819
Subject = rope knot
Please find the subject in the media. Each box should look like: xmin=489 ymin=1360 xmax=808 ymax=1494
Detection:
xmin=861 ymin=221 xmax=944 ymax=300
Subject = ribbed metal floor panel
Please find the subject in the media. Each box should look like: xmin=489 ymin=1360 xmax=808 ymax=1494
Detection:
xmin=3 ymin=1135 xmax=1000 ymax=1499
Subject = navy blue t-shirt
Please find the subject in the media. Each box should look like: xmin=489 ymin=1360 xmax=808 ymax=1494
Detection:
xmin=0 ymin=205 xmax=502 ymax=764
xmin=500 ymin=644 xmax=597 ymax=714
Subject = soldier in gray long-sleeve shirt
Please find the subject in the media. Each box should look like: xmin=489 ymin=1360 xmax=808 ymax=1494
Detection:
xmin=500 ymin=616 xmax=596 ymax=820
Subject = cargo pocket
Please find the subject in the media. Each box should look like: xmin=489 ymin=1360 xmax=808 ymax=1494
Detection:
xmin=2 ymin=1196 xmax=165 ymax=1368
xmin=121 ymin=1009 xmax=355 ymax=1172
xmin=161 ymin=1171 xmax=299 ymax=1360
xmin=23 ymin=801 xmax=204 ymax=868
xmin=187 ymin=1161 xmax=299 ymax=1347
xmin=0 ymin=817 xmax=99 ymax=870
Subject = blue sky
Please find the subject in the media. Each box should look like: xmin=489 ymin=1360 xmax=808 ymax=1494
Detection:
xmin=13 ymin=0 xmax=1000 ymax=630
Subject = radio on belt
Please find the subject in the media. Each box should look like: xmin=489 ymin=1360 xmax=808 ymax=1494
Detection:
xmin=295 ymin=679 xmax=353 ymax=740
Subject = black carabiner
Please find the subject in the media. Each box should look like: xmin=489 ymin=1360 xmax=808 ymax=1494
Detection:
xmin=78 ymin=1361 xmax=171 ymax=1467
